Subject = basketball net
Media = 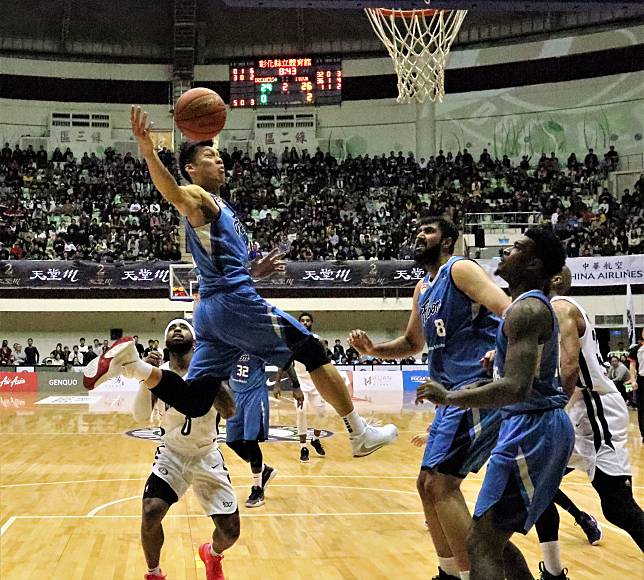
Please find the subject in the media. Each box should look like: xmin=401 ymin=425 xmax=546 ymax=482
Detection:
xmin=365 ymin=2 xmax=467 ymax=103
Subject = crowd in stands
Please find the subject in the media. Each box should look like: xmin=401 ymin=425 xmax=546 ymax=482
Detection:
xmin=0 ymin=143 xmax=182 ymax=262
xmin=0 ymin=336 xmax=165 ymax=369
xmin=1 ymin=142 xmax=642 ymax=262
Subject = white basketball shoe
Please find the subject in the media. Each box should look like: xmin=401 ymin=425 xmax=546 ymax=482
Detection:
xmin=83 ymin=337 xmax=140 ymax=390
xmin=350 ymin=419 xmax=398 ymax=457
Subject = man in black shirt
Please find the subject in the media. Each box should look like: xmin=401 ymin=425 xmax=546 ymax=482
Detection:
xmin=24 ymin=338 xmax=39 ymax=365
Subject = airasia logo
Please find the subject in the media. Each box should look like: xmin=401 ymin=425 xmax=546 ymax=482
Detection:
xmin=0 ymin=372 xmax=38 ymax=393
xmin=0 ymin=375 xmax=26 ymax=388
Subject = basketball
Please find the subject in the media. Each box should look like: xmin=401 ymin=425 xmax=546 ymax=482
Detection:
xmin=174 ymin=87 xmax=227 ymax=141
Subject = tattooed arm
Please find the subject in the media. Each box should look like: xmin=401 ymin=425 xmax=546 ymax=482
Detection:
xmin=418 ymin=298 xmax=552 ymax=409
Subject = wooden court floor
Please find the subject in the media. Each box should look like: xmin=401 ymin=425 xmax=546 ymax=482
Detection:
xmin=1 ymin=399 xmax=642 ymax=579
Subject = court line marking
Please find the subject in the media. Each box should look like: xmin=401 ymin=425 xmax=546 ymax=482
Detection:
xmin=3 ymin=475 xmax=643 ymax=490
xmin=0 ymin=516 xmax=16 ymax=537
xmin=86 ymin=484 xmax=419 ymax=516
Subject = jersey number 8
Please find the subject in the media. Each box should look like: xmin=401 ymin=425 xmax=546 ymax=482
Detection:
xmin=434 ymin=319 xmax=446 ymax=337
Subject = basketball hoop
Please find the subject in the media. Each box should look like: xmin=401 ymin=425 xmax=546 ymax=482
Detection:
xmin=365 ymin=2 xmax=467 ymax=103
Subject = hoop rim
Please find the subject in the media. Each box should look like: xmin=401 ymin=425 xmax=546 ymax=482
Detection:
xmin=368 ymin=7 xmax=438 ymax=18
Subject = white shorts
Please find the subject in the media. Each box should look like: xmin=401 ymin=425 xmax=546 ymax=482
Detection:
xmin=567 ymin=391 xmax=631 ymax=480
xmin=152 ymin=445 xmax=238 ymax=515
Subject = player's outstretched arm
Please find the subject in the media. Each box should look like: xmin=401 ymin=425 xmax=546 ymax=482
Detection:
xmin=130 ymin=105 xmax=211 ymax=217
xmin=348 ymin=280 xmax=425 ymax=359
xmin=428 ymin=298 xmax=550 ymax=409
xmin=552 ymin=299 xmax=583 ymax=398
xmin=451 ymin=259 xmax=510 ymax=317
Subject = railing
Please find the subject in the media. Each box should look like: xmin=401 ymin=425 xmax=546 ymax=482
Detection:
xmin=617 ymin=153 xmax=644 ymax=173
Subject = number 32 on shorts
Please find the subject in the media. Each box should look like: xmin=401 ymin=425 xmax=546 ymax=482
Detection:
xmin=434 ymin=319 xmax=446 ymax=337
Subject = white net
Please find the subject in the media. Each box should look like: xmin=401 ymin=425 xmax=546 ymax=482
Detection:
xmin=365 ymin=3 xmax=467 ymax=103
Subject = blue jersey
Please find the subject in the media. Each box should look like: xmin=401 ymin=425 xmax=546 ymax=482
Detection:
xmin=494 ymin=290 xmax=567 ymax=417
xmin=418 ymin=256 xmax=500 ymax=390
xmin=229 ymin=353 xmax=267 ymax=393
xmin=185 ymin=193 xmax=252 ymax=296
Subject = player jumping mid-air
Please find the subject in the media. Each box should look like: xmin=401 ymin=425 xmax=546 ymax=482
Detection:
xmin=84 ymin=107 xmax=397 ymax=459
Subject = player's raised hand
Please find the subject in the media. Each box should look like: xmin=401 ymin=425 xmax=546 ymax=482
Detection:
xmin=348 ymin=329 xmax=374 ymax=355
xmin=144 ymin=350 xmax=163 ymax=367
xmin=416 ymin=378 xmax=448 ymax=406
xmin=249 ymin=247 xmax=286 ymax=279
xmin=130 ymin=105 xmax=155 ymax=158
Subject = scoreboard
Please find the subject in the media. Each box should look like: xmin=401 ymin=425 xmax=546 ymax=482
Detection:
xmin=230 ymin=56 xmax=342 ymax=108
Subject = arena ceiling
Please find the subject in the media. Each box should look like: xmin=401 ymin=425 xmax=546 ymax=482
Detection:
xmin=1 ymin=0 xmax=643 ymax=62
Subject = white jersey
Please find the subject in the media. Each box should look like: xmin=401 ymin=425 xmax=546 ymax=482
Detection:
xmin=551 ymin=296 xmax=617 ymax=396
xmin=133 ymin=361 xmax=219 ymax=456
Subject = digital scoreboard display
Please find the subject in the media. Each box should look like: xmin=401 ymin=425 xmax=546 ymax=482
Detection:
xmin=230 ymin=56 xmax=342 ymax=108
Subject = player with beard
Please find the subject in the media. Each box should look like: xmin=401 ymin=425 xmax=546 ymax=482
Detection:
xmin=349 ymin=218 xmax=510 ymax=580
xmin=418 ymin=228 xmax=574 ymax=580
xmin=130 ymin=319 xmax=238 ymax=580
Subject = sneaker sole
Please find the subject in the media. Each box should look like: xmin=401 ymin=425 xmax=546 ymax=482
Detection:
xmin=352 ymin=426 xmax=399 ymax=457
xmin=245 ymin=499 xmax=265 ymax=508
xmin=263 ymin=468 xmax=278 ymax=489
xmin=83 ymin=336 xmax=134 ymax=390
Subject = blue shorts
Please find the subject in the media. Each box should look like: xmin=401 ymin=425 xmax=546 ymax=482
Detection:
xmin=226 ymin=387 xmax=270 ymax=442
xmin=473 ymin=408 xmax=574 ymax=533
xmin=186 ymin=286 xmax=311 ymax=380
xmin=422 ymin=405 xmax=502 ymax=477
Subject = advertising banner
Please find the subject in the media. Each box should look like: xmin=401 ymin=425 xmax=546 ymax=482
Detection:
xmin=1 ymin=255 xmax=642 ymax=291
xmin=0 ymin=371 xmax=38 ymax=392
xmin=37 ymin=372 xmax=85 ymax=395
xmin=351 ymin=370 xmax=403 ymax=411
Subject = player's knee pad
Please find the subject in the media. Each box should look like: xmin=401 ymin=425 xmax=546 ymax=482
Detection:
xmin=293 ymin=336 xmax=330 ymax=373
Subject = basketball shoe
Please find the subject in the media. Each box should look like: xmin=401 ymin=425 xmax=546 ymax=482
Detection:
xmin=198 ymin=543 xmax=225 ymax=580
xmin=144 ymin=571 xmax=166 ymax=580
xmin=539 ymin=561 xmax=569 ymax=579
xmin=261 ymin=464 xmax=277 ymax=489
xmin=311 ymin=438 xmax=326 ymax=456
xmin=575 ymin=512 xmax=602 ymax=545
xmin=83 ymin=337 xmax=141 ymax=390
xmin=246 ymin=486 xmax=265 ymax=508
xmin=300 ymin=446 xmax=310 ymax=463
xmin=350 ymin=419 xmax=398 ymax=457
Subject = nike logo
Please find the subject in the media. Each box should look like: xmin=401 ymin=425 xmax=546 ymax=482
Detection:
xmin=266 ymin=378 xmax=288 ymax=386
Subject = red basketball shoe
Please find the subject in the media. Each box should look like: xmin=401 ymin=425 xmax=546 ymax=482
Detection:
xmin=198 ymin=543 xmax=225 ymax=580
xmin=83 ymin=336 xmax=139 ymax=390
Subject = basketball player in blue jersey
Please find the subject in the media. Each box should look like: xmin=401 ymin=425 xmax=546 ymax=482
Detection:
xmin=226 ymin=353 xmax=284 ymax=508
xmin=418 ymin=228 xmax=575 ymax=580
xmin=84 ymin=107 xmax=397 ymax=460
xmin=349 ymin=218 xmax=510 ymax=580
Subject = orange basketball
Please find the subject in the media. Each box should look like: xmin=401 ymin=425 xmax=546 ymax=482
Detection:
xmin=174 ymin=87 xmax=227 ymax=141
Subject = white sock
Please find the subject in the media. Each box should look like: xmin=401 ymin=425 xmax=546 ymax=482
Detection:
xmin=300 ymin=441 xmax=307 ymax=449
xmin=438 ymin=556 xmax=459 ymax=576
xmin=124 ymin=359 xmax=154 ymax=381
xmin=341 ymin=409 xmax=364 ymax=435
xmin=253 ymin=469 xmax=262 ymax=488
xmin=209 ymin=544 xmax=221 ymax=558
xmin=540 ymin=541 xmax=562 ymax=575
xmin=459 ymin=572 xmax=470 ymax=580
xmin=147 ymin=565 xmax=162 ymax=575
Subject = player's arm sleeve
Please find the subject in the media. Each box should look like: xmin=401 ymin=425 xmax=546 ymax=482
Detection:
xmin=132 ymin=383 xmax=154 ymax=423
xmin=283 ymin=362 xmax=300 ymax=389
